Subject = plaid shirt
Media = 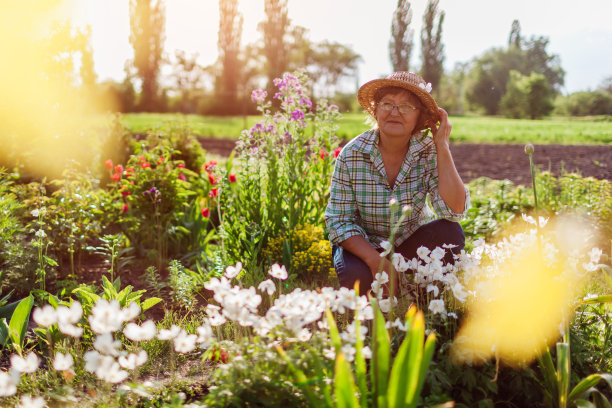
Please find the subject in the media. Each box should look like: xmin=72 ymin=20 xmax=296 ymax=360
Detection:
xmin=325 ymin=129 xmax=470 ymax=249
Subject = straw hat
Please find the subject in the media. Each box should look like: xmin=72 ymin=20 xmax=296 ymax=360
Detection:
xmin=358 ymin=71 xmax=440 ymax=124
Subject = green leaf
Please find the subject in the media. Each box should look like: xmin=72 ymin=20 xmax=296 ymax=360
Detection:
xmin=275 ymin=345 xmax=322 ymax=407
xmin=574 ymin=399 xmax=596 ymax=408
xmin=8 ymin=295 xmax=34 ymax=351
xmin=43 ymin=255 xmax=58 ymax=266
xmin=556 ymin=342 xmax=570 ymax=405
xmin=0 ymin=299 xmax=22 ymax=320
xmin=325 ymin=308 xmax=342 ymax=354
xmin=117 ymin=286 xmax=135 ymax=306
xmin=0 ymin=318 xmax=9 ymax=347
xmin=73 ymin=287 xmax=101 ymax=306
xmin=592 ymin=391 xmax=612 ymax=408
xmin=537 ymin=347 xmax=559 ymax=403
xmin=388 ymin=323 xmax=412 ymax=408
xmin=405 ymin=311 xmax=426 ymax=406
xmin=353 ymin=313 xmax=368 ymax=408
xmin=580 ymin=295 xmax=612 ymax=305
xmin=334 ymin=352 xmax=361 ymax=408
xmin=569 ymin=375 xmax=608 ymax=401
xmin=371 ymin=299 xmax=390 ymax=408
xmin=141 ymin=297 xmax=162 ymax=311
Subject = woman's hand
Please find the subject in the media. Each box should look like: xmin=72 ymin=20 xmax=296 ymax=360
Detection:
xmin=429 ymin=107 xmax=452 ymax=149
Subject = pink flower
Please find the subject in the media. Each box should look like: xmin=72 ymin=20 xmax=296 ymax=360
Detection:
xmin=228 ymin=174 xmax=236 ymax=183
xmin=111 ymin=172 xmax=121 ymax=182
xmin=201 ymin=208 xmax=210 ymax=218
xmin=105 ymin=159 xmax=113 ymax=170
xmin=319 ymin=149 xmax=327 ymax=160
xmin=208 ymin=173 xmax=216 ymax=185
xmin=178 ymin=173 xmax=186 ymax=181
xmin=208 ymin=188 xmax=218 ymax=198
xmin=121 ymin=204 xmax=129 ymax=213
xmin=141 ymin=162 xmax=151 ymax=169
xmin=177 ymin=163 xmax=185 ymax=169
xmin=114 ymin=164 xmax=124 ymax=174
xmin=121 ymin=190 xmax=130 ymax=197
xmin=334 ymin=147 xmax=342 ymax=158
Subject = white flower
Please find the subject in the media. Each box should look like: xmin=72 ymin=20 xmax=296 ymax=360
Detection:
xmin=451 ymin=282 xmax=468 ymax=303
xmin=102 ymin=362 xmax=128 ymax=384
xmin=268 ymin=263 xmax=288 ymax=280
xmin=258 ymin=279 xmax=276 ymax=295
xmin=30 ymin=209 xmax=40 ymax=218
xmin=297 ymin=328 xmax=312 ymax=342
xmin=124 ymin=320 xmax=157 ymax=341
xmin=416 ymin=246 xmax=431 ymax=262
xmin=196 ymin=324 xmax=214 ymax=347
xmin=84 ymin=350 xmax=103 ymax=373
xmin=522 ymin=213 xmax=537 ymax=226
xmin=122 ymin=302 xmax=141 ymax=322
xmin=35 ymin=229 xmax=46 ymax=239
xmin=361 ymin=346 xmax=372 ymax=360
xmin=94 ymin=333 xmax=122 ymax=356
xmin=118 ymin=350 xmax=148 ymax=370
xmin=589 ymin=248 xmax=602 ymax=264
xmin=428 ymin=299 xmax=446 ymax=316
xmin=173 ymin=330 xmax=197 ymax=353
xmin=430 ymin=247 xmax=446 ymax=261
xmin=0 ymin=370 xmax=18 ymax=397
xmin=341 ymin=344 xmax=356 ymax=362
xmin=379 ymin=241 xmax=392 ymax=257
xmin=426 ymin=284 xmax=439 ymax=297
xmin=58 ymin=322 xmax=83 ymax=338
xmin=157 ymin=325 xmax=181 ymax=341
xmin=11 ymin=352 xmax=40 ymax=373
xmin=418 ymin=82 xmax=433 ymax=93
xmin=225 ymin=262 xmax=243 ymax=279
xmin=391 ymin=253 xmax=410 ymax=272
xmin=323 ymin=347 xmax=336 ymax=360
xmin=89 ymin=299 xmax=124 ymax=334
xmin=52 ymin=353 xmax=74 ymax=371
xmin=17 ymin=395 xmax=47 ymax=408
xmin=388 ymin=198 xmax=398 ymax=207
xmin=32 ymin=305 xmax=57 ymax=327
xmin=56 ymin=302 xmax=83 ymax=325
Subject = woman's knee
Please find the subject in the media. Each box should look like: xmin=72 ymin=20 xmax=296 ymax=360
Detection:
xmin=333 ymin=246 xmax=373 ymax=291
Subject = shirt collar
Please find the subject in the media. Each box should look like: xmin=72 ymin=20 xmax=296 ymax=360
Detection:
xmin=354 ymin=128 xmax=434 ymax=156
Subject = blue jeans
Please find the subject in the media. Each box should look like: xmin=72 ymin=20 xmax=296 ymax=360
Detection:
xmin=332 ymin=219 xmax=465 ymax=291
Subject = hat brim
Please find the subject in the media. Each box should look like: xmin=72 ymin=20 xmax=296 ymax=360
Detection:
xmin=358 ymin=78 xmax=441 ymax=124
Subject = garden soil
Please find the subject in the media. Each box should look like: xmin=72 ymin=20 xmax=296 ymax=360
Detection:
xmin=199 ymin=138 xmax=612 ymax=185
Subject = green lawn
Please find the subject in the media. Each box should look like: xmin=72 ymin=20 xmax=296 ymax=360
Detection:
xmin=121 ymin=112 xmax=612 ymax=145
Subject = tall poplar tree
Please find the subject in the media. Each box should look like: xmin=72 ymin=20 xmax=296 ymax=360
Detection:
xmin=217 ymin=0 xmax=243 ymax=114
xmin=389 ymin=0 xmax=413 ymax=72
xmin=420 ymin=0 xmax=445 ymax=92
xmin=129 ymin=0 xmax=165 ymax=111
xmin=261 ymin=0 xmax=289 ymax=97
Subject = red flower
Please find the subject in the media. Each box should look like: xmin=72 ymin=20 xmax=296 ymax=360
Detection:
xmin=333 ymin=147 xmax=342 ymax=158
xmin=204 ymin=160 xmax=217 ymax=173
xmin=125 ymin=167 xmax=135 ymax=177
xmin=157 ymin=157 xmax=165 ymax=165
xmin=208 ymin=173 xmax=216 ymax=185
xmin=177 ymin=163 xmax=185 ymax=169
xmin=138 ymin=155 xmax=146 ymax=162
xmin=114 ymin=164 xmax=124 ymax=174
xmin=105 ymin=159 xmax=113 ymax=170
xmin=111 ymin=172 xmax=121 ymax=182
xmin=121 ymin=204 xmax=129 ymax=213
xmin=208 ymin=188 xmax=218 ymax=198
xmin=319 ymin=149 xmax=327 ymax=159
xmin=141 ymin=162 xmax=151 ymax=169
xmin=228 ymin=173 xmax=237 ymax=183
xmin=121 ymin=190 xmax=130 ymax=197
xmin=178 ymin=173 xmax=186 ymax=181
xmin=201 ymin=207 xmax=210 ymax=218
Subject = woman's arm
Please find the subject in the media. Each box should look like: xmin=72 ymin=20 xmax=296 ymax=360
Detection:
xmin=429 ymin=108 xmax=466 ymax=214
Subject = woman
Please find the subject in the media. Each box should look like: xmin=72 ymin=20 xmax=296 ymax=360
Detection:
xmin=324 ymin=71 xmax=469 ymax=293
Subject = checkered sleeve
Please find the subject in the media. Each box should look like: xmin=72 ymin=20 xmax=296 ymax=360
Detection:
xmin=324 ymin=152 xmax=368 ymax=244
xmin=426 ymin=151 xmax=471 ymax=221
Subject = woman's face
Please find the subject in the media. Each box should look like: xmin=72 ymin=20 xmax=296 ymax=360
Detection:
xmin=375 ymin=89 xmax=421 ymax=140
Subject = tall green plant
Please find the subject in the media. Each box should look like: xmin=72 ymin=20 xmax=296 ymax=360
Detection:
xmin=221 ymin=71 xmax=341 ymax=269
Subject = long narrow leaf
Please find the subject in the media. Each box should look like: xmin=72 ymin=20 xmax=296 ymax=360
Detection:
xmin=537 ymin=346 xmax=559 ymax=403
xmin=0 ymin=318 xmax=9 ymax=347
xmin=275 ymin=345 xmax=323 ymax=407
xmin=334 ymin=352 xmax=361 ymax=408
xmin=580 ymin=295 xmax=612 ymax=305
xmin=410 ymin=332 xmax=437 ymax=408
xmin=592 ymin=391 xmax=612 ymax=408
xmin=325 ymin=308 xmax=342 ymax=355
xmin=371 ymin=300 xmax=390 ymax=408
xmin=387 ymin=327 xmax=412 ymax=408
xmin=405 ymin=311 xmax=426 ymax=405
xmin=353 ymin=315 xmax=368 ymax=408
xmin=569 ymin=374 xmax=612 ymax=402
xmin=557 ymin=342 xmax=570 ymax=408
xmin=8 ymin=295 xmax=34 ymax=351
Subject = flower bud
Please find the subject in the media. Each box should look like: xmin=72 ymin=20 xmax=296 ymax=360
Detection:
xmin=524 ymin=143 xmax=534 ymax=155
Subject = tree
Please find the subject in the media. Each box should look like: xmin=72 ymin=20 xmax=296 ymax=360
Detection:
xmin=261 ymin=0 xmax=289 ymax=98
xmin=420 ymin=0 xmax=445 ymax=92
xmin=523 ymin=36 xmax=564 ymax=94
xmin=389 ymin=0 xmax=414 ymax=72
xmin=508 ymin=19 xmax=521 ymax=48
xmin=170 ymin=50 xmax=206 ymax=113
xmin=216 ymin=0 xmax=243 ymax=115
xmin=129 ymin=0 xmax=165 ymax=112
xmin=500 ymin=70 xmax=553 ymax=119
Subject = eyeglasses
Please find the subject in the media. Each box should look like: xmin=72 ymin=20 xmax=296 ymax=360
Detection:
xmin=378 ymin=101 xmax=419 ymax=114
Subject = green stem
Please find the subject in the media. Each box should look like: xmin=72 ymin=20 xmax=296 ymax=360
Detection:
xmin=528 ymin=154 xmax=539 ymax=214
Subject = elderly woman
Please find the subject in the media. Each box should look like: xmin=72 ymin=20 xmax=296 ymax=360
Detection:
xmin=325 ymin=71 xmax=469 ymax=293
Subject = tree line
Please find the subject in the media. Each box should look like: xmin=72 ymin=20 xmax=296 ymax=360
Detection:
xmin=41 ymin=0 xmax=612 ymax=118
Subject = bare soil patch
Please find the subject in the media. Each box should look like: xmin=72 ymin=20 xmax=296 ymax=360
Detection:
xmin=199 ymin=137 xmax=612 ymax=185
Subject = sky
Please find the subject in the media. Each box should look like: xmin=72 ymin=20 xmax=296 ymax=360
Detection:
xmin=73 ymin=0 xmax=612 ymax=95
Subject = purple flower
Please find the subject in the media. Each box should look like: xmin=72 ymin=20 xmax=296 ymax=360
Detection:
xmin=250 ymin=89 xmax=267 ymax=104
xmin=266 ymin=124 xmax=276 ymax=133
xmin=290 ymin=109 xmax=305 ymax=121
xmin=300 ymin=97 xmax=312 ymax=110
xmin=250 ymin=122 xmax=265 ymax=135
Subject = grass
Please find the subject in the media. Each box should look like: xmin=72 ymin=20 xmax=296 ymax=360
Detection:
xmin=121 ymin=112 xmax=612 ymax=145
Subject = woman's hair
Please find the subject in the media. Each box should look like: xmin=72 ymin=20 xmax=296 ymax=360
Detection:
xmin=373 ymin=86 xmax=432 ymax=134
